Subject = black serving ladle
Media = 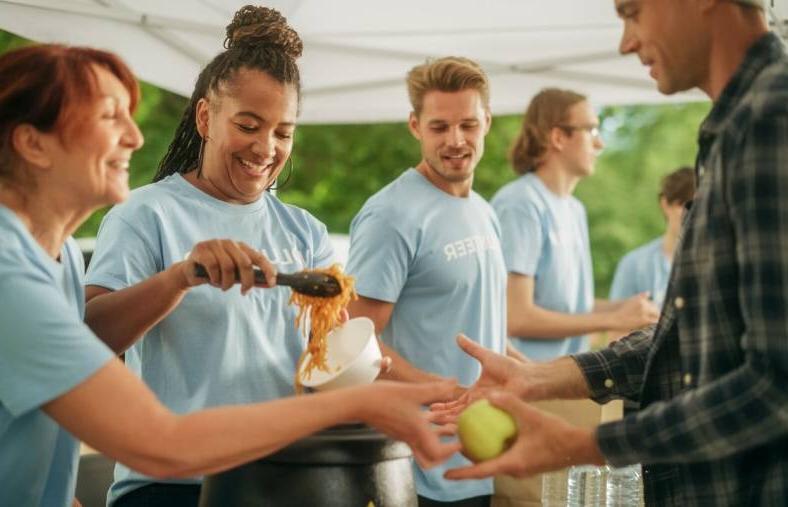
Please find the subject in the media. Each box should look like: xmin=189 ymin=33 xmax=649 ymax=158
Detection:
xmin=193 ymin=264 xmax=342 ymax=298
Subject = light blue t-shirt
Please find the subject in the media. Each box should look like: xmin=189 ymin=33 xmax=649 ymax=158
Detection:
xmin=0 ymin=206 xmax=114 ymax=507
xmin=85 ymin=173 xmax=334 ymax=503
xmin=346 ymin=168 xmax=507 ymax=502
xmin=609 ymin=236 xmax=671 ymax=308
xmin=491 ymin=173 xmax=594 ymax=361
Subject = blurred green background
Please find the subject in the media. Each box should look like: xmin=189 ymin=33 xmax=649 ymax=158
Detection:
xmin=0 ymin=30 xmax=710 ymax=296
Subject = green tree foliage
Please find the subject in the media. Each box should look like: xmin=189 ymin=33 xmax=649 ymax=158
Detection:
xmin=578 ymin=103 xmax=711 ymax=293
xmin=1 ymin=29 xmax=710 ymax=295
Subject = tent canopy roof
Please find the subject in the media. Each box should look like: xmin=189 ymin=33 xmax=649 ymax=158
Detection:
xmin=1 ymin=0 xmax=786 ymax=124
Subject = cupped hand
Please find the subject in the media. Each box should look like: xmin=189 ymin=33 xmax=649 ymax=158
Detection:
xmin=443 ymin=391 xmax=602 ymax=480
xmin=614 ymin=292 xmax=660 ymax=330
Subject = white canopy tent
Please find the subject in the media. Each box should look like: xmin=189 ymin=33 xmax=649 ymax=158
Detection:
xmin=0 ymin=0 xmax=786 ymax=124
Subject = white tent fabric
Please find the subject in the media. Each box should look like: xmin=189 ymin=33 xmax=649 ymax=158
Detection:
xmin=1 ymin=0 xmax=786 ymax=124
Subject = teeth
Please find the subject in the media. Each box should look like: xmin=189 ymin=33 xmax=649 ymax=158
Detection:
xmin=239 ymin=158 xmax=269 ymax=173
xmin=108 ymin=161 xmax=129 ymax=170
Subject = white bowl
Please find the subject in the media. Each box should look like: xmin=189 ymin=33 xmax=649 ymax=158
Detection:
xmin=298 ymin=317 xmax=382 ymax=391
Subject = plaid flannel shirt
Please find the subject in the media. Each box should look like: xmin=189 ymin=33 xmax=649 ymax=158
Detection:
xmin=572 ymin=33 xmax=788 ymax=506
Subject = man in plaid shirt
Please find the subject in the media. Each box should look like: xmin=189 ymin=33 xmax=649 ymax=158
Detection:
xmin=439 ymin=0 xmax=787 ymax=505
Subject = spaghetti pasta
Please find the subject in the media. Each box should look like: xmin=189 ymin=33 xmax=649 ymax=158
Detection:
xmin=290 ymin=263 xmax=357 ymax=393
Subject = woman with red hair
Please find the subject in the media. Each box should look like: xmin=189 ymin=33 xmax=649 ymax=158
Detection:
xmin=0 ymin=43 xmax=458 ymax=507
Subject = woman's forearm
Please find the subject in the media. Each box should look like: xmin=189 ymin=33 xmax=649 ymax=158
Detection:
xmin=84 ymin=263 xmax=189 ymax=354
xmin=46 ymin=360 xmax=360 ymax=478
xmin=139 ymin=391 xmax=360 ymax=478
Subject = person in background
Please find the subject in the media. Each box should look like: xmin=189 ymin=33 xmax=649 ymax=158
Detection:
xmin=81 ymin=5 xmax=456 ymax=506
xmin=491 ymin=89 xmax=659 ymax=362
xmin=609 ymin=166 xmax=695 ymax=308
xmin=346 ymin=57 xmax=507 ymax=507
xmin=440 ymin=1 xmax=788 ymax=505
xmin=0 ymin=42 xmax=459 ymax=507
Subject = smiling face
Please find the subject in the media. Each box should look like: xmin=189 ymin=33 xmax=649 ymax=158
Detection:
xmin=408 ymin=88 xmax=491 ymax=196
xmin=42 ymin=64 xmax=143 ymax=209
xmin=194 ymin=67 xmax=298 ymax=204
xmin=616 ymin=0 xmax=710 ymax=95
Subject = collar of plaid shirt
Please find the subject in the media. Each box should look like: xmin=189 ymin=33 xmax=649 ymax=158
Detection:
xmin=701 ymin=32 xmax=784 ymax=134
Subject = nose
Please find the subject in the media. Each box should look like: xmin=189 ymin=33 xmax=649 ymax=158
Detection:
xmin=447 ymin=126 xmax=465 ymax=147
xmin=122 ymin=114 xmax=144 ymax=150
xmin=618 ymin=23 xmax=637 ymax=55
xmin=251 ymin=133 xmax=276 ymax=159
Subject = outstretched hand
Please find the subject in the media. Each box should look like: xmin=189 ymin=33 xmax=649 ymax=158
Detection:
xmin=430 ymin=335 xmax=528 ymax=424
xmin=361 ymin=380 xmax=461 ymax=469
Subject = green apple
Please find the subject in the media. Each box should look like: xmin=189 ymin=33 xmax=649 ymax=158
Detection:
xmin=457 ymin=399 xmax=518 ymax=462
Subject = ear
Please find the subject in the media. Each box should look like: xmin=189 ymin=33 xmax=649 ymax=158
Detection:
xmin=10 ymin=124 xmax=54 ymax=170
xmin=659 ymin=195 xmax=670 ymax=217
xmin=548 ymin=126 xmax=565 ymax=152
xmin=195 ymin=98 xmax=210 ymax=139
xmin=407 ymin=111 xmax=422 ymax=141
xmin=483 ymin=110 xmax=492 ymax=135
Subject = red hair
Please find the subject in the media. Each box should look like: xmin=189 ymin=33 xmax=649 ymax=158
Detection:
xmin=0 ymin=44 xmax=139 ymax=179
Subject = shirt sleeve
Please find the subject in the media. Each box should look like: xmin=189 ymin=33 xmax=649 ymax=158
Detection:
xmin=494 ymin=200 xmax=543 ymax=276
xmin=609 ymin=254 xmax=637 ymax=300
xmin=0 ymin=255 xmax=113 ymax=416
xmin=346 ymin=205 xmax=413 ymax=303
xmin=571 ymin=325 xmax=654 ymax=405
xmin=85 ymin=211 xmax=159 ymax=291
xmin=594 ymin=106 xmax=788 ymax=467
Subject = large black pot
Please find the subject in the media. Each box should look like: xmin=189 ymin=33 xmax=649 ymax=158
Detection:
xmin=199 ymin=423 xmax=416 ymax=507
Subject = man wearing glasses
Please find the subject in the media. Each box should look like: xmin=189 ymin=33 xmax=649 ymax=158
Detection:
xmin=491 ymin=88 xmax=659 ymax=362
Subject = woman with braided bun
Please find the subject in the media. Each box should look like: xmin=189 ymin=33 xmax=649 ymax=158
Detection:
xmin=79 ymin=5 xmax=458 ymax=506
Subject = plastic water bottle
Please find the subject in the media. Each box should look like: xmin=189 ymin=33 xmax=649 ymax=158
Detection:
xmin=541 ymin=469 xmax=568 ymax=506
xmin=605 ymin=464 xmax=642 ymax=507
xmin=567 ymin=465 xmax=603 ymax=506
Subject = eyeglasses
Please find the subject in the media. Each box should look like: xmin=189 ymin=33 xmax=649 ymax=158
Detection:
xmin=557 ymin=125 xmax=601 ymax=139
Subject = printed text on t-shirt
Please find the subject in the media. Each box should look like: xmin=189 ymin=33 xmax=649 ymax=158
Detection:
xmin=262 ymin=247 xmax=306 ymax=266
xmin=444 ymin=235 xmax=499 ymax=262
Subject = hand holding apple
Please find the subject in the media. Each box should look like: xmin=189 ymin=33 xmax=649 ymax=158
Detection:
xmin=457 ymin=399 xmax=518 ymax=462
xmin=446 ymin=391 xmax=606 ymax=481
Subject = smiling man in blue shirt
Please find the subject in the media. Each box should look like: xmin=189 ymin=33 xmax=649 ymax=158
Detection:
xmin=346 ymin=57 xmax=507 ymax=507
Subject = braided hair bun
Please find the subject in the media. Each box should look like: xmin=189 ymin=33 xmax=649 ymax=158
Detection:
xmin=225 ymin=5 xmax=303 ymax=59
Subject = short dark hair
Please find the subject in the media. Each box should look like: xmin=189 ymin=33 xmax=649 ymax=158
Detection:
xmin=660 ymin=166 xmax=695 ymax=204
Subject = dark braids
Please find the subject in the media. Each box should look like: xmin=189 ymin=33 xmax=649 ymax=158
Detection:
xmin=154 ymin=5 xmax=302 ymax=182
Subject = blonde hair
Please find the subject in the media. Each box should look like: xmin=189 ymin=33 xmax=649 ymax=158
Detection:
xmin=406 ymin=56 xmax=490 ymax=116
xmin=509 ymin=88 xmax=587 ymax=175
